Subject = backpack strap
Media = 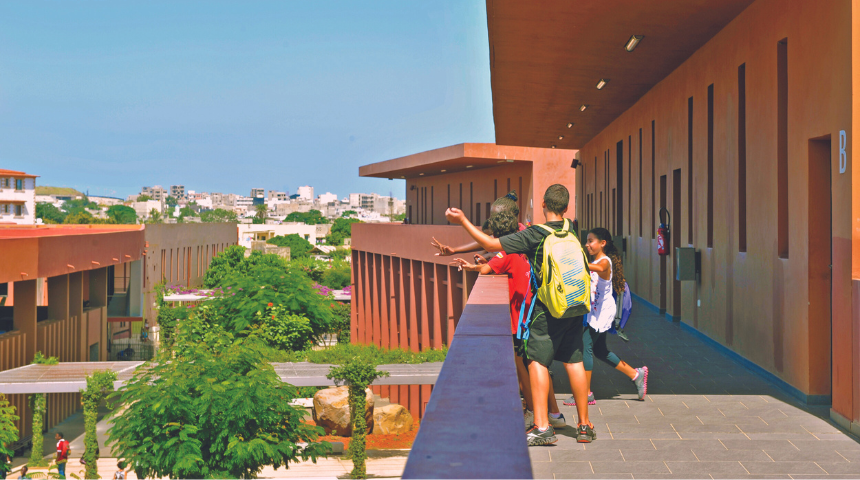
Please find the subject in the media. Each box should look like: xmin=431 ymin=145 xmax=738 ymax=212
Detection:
xmin=535 ymin=223 xmax=555 ymax=234
xmin=516 ymin=261 xmax=540 ymax=341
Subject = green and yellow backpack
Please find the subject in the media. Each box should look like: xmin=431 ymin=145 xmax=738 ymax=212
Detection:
xmin=533 ymin=219 xmax=592 ymax=318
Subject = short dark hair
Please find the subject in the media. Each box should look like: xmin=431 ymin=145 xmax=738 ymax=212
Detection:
xmin=56 ymin=432 xmax=63 ymax=438
xmin=487 ymin=210 xmax=519 ymax=238
xmin=543 ymin=184 xmax=569 ymax=214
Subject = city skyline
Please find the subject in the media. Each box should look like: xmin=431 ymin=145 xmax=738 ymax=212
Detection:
xmin=0 ymin=1 xmax=494 ymax=200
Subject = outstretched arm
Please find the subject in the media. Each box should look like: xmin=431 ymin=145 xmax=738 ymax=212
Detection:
xmin=445 ymin=208 xmax=503 ymax=252
xmin=430 ymin=237 xmax=485 ymax=256
xmin=450 ymin=258 xmax=494 ymax=274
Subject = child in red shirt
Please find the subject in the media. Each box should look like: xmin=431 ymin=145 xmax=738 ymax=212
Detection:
xmin=451 ymin=211 xmax=564 ymax=429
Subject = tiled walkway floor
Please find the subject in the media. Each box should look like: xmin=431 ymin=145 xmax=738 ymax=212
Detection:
xmin=538 ymin=299 xmax=860 ymax=479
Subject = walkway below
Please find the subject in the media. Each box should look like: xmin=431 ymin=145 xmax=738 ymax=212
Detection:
xmin=537 ymin=298 xmax=860 ymax=479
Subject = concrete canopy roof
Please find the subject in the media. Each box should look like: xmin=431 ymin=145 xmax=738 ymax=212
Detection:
xmin=359 ymin=143 xmax=576 ymax=179
xmin=487 ymin=0 xmax=755 ymax=149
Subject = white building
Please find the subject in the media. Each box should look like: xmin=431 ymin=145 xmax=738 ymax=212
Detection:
xmin=132 ymin=200 xmax=162 ymax=219
xmin=317 ymin=192 xmax=337 ymax=205
xmin=237 ymin=223 xmax=320 ymax=249
xmin=141 ymin=185 xmax=167 ymax=201
xmin=297 ymin=186 xmax=314 ymax=201
xmin=0 ymin=169 xmax=37 ymax=225
xmin=251 ymin=188 xmax=266 ymax=199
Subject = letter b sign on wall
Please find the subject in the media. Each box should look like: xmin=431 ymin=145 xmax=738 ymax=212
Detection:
xmin=839 ymin=130 xmax=847 ymax=174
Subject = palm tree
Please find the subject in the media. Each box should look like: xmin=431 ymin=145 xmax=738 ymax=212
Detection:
xmin=146 ymin=208 xmax=163 ymax=224
xmin=255 ymin=204 xmax=268 ymax=222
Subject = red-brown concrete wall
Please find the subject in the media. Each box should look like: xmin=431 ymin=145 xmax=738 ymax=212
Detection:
xmin=577 ymin=0 xmax=853 ymax=416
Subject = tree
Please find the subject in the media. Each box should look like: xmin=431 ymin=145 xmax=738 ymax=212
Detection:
xmin=285 ymin=210 xmax=328 ymax=225
xmin=164 ymin=195 xmax=178 ymax=207
xmin=29 ymin=352 xmax=58 ymax=467
xmin=63 ymin=210 xmax=94 ymax=224
xmin=341 ymin=210 xmax=357 ymax=217
xmin=0 ymin=393 xmax=19 ymax=477
xmin=200 ymin=208 xmax=238 ymax=223
xmin=267 ymin=234 xmax=313 ymax=259
xmin=327 ymin=359 xmax=388 ymax=479
xmin=202 ymin=245 xmax=248 ymax=288
xmin=211 ymin=263 xmax=334 ymax=340
xmin=320 ymin=259 xmax=351 ymax=289
xmin=136 ymin=194 xmax=152 ymax=202
xmin=145 ymin=208 xmax=163 ymax=224
xmin=108 ymin=312 xmax=329 ymax=479
xmin=393 ymin=213 xmax=406 ymax=222
xmin=255 ymin=204 xmax=268 ymax=222
xmin=61 ymin=196 xmax=97 ymax=213
xmin=325 ymin=218 xmax=361 ymax=246
xmin=36 ymin=203 xmax=66 ymax=224
xmin=107 ymin=205 xmax=138 ymax=224
xmin=81 ymin=371 xmax=117 ymax=480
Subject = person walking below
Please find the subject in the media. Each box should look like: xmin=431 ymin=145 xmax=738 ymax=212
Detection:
xmin=568 ymin=228 xmax=647 ymax=405
xmin=54 ymin=433 xmax=69 ymax=479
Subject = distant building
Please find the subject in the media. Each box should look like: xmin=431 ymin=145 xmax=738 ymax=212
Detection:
xmin=170 ymin=185 xmax=185 ymax=199
xmin=237 ymin=223 xmax=320 ymax=248
xmin=317 ymin=192 xmax=337 ymax=205
xmin=132 ymin=200 xmax=162 ymax=219
xmin=297 ymin=185 xmax=314 ymax=201
xmin=268 ymin=190 xmax=288 ymax=201
xmin=88 ymin=196 xmax=125 ymax=206
xmin=140 ymin=185 xmax=166 ymax=201
xmin=251 ymin=188 xmax=266 ymax=199
xmin=0 ymin=169 xmax=37 ymax=225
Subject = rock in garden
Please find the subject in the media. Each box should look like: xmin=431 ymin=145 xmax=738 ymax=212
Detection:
xmin=372 ymin=404 xmax=413 ymax=435
xmin=312 ymin=386 xmax=374 ymax=436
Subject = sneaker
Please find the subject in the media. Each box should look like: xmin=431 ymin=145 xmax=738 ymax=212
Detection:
xmin=576 ymin=423 xmax=597 ymax=443
xmin=633 ymin=366 xmax=649 ymax=400
xmin=524 ymin=409 xmax=534 ymax=428
xmin=616 ymin=329 xmax=630 ymax=342
xmin=548 ymin=413 xmax=566 ymax=429
xmin=562 ymin=392 xmax=595 ymax=406
xmin=526 ymin=424 xmax=557 ymax=446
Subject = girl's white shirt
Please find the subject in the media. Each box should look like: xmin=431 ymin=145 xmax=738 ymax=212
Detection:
xmin=588 ymin=255 xmax=617 ymax=333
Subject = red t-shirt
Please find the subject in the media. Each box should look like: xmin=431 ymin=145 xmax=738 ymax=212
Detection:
xmin=56 ymin=439 xmax=69 ymax=462
xmin=488 ymin=252 xmax=532 ymax=335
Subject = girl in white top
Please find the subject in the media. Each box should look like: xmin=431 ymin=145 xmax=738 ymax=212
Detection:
xmin=565 ymin=228 xmax=648 ymax=405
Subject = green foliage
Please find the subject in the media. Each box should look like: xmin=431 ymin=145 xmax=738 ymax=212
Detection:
xmin=81 ymin=371 xmax=117 ymax=480
xmin=200 ymin=208 xmax=238 ymax=223
xmin=108 ymin=311 xmax=329 ymax=479
xmin=0 ymin=394 xmax=19 ymax=474
xmin=273 ymin=343 xmax=448 ymax=365
xmin=320 ymin=259 xmax=351 ymax=289
xmin=29 ymin=353 xmax=59 ymax=467
xmin=136 ymin=194 xmax=152 ymax=202
xmin=178 ymin=205 xmax=197 ymax=221
xmin=61 ymin=196 xmax=97 ymax=213
xmin=254 ymin=204 xmax=268 ymax=221
xmin=331 ymin=248 xmax=351 ymax=262
xmin=63 ymin=210 xmax=94 ymax=224
xmin=341 ymin=210 xmax=357 ymax=217
xmin=325 ymin=218 xmax=361 ymax=246
xmin=107 ymin=205 xmax=138 ymax=224
xmin=327 ymin=359 xmax=388 ymax=479
xmin=145 ymin=208 xmax=163 ymax=224
xmin=393 ymin=213 xmax=406 ymax=221
xmin=164 ymin=195 xmax=178 ymax=206
xmin=202 ymin=245 xmax=248 ymax=288
xmin=210 ymin=265 xmax=333 ymax=340
xmin=285 ymin=210 xmax=328 ymax=225
xmin=267 ymin=234 xmax=313 ymax=259
xmin=36 ymin=203 xmax=66 ymax=224
xmin=290 ymin=257 xmax=327 ymax=283
xmin=259 ymin=304 xmax=315 ymax=352
xmin=330 ymin=302 xmax=351 ymax=345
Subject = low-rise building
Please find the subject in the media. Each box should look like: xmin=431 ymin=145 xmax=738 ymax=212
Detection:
xmin=140 ymin=185 xmax=166 ymax=202
xmin=237 ymin=223 xmax=319 ymax=248
xmin=0 ymin=169 xmax=37 ymax=225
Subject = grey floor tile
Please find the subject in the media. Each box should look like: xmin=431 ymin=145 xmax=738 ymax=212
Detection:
xmin=530 ymin=449 xmax=551 ymax=462
xmin=664 ymin=460 xmax=749 ymax=475
xmin=788 ymin=476 xmax=860 ymax=479
xmin=690 ymin=447 xmax=772 ymax=462
xmin=631 ymin=475 xmax=711 ymax=479
xmin=581 ymin=439 xmax=656 ymax=451
xmin=609 ymin=431 xmax=682 ymax=440
xmin=531 ymin=461 xmax=593 ymax=475
xmin=621 ymin=448 xmax=697 ymax=462
xmin=590 ymin=461 xmax=671 ymax=474
xmin=552 ymin=475 xmax=633 ymax=479
xmin=763 ymin=447 xmax=850 ymax=463
xmin=549 ymin=450 xmax=623 ymax=462
xmin=741 ymin=461 xmax=828 ymax=474
xmin=816 ymin=462 xmax=860 ymax=475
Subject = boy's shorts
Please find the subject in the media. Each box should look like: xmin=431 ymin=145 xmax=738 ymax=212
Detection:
xmin=512 ymin=334 xmax=523 ymax=353
xmin=519 ymin=301 xmax=584 ymax=367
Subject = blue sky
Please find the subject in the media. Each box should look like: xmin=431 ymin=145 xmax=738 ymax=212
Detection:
xmin=0 ymin=1 xmax=495 ymax=199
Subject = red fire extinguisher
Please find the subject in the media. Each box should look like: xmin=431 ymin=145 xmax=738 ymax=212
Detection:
xmin=657 ymin=208 xmax=670 ymax=256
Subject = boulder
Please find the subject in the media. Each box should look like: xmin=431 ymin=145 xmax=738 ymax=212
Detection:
xmin=312 ymin=386 xmax=374 ymax=436
xmin=372 ymin=404 xmax=414 ymax=435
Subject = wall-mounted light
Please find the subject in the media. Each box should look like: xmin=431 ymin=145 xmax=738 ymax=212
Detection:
xmin=567 ymin=123 xmax=574 ymax=128
xmin=551 ymin=145 xmax=557 ymax=149
xmin=625 ymin=35 xmax=644 ymax=52
xmin=580 ymin=105 xmax=588 ymax=112
xmin=596 ymin=79 xmax=609 ymax=90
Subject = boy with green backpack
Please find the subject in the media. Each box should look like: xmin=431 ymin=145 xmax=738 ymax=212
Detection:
xmin=445 ymin=184 xmax=596 ymax=446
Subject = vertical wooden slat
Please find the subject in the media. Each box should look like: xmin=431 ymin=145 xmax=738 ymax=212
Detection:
xmin=408 ymin=260 xmax=419 ymax=353
xmin=379 ymin=255 xmax=390 ymax=351
xmin=431 ymin=265 xmax=443 ymax=349
xmin=419 ymin=262 xmax=430 ymax=352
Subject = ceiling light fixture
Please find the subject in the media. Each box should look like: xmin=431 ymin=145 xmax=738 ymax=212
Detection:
xmin=441 ymin=169 xmax=447 ymax=172
xmin=558 ymin=135 xmax=564 ymax=140
xmin=419 ymin=173 xmax=424 ymax=176
xmin=625 ymin=35 xmax=644 ymax=52
xmin=567 ymin=122 xmax=574 ymax=128
xmin=551 ymin=145 xmax=556 ymax=149
xmin=580 ymin=105 xmax=588 ymax=112
xmin=466 ymin=165 xmax=473 ymax=168
xmin=596 ymin=79 xmax=608 ymax=90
